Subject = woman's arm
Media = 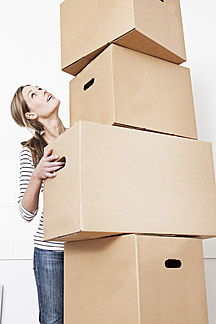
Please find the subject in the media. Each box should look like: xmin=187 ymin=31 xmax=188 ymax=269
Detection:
xmin=18 ymin=147 xmax=64 ymax=220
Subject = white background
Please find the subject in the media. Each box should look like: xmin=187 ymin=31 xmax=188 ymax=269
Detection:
xmin=0 ymin=0 xmax=216 ymax=323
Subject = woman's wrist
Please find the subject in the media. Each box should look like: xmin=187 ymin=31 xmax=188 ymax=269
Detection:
xmin=32 ymin=168 xmax=43 ymax=183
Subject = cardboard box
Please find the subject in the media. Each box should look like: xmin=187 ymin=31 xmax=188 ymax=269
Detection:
xmin=43 ymin=121 xmax=216 ymax=241
xmin=64 ymin=234 xmax=208 ymax=323
xmin=60 ymin=0 xmax=186 ymax=75
xmin=70 ymin=44 xmax=197 ymax=140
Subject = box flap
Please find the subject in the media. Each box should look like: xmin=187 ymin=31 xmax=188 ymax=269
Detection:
xmin=137 ymin=235 xmax=208 ymax=323
xmin=43 ymin=123 xmax=81 ymax=241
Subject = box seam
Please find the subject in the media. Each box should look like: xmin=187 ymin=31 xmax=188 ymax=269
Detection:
xmin=79 ymin=121 xmax=83 ymax=231
xmin=132 ymin=0 xmax=135 ymax=28
xmin=135 ymin=236 xmax=141 ymax=324
xmin=110 ymin=46 xmax=116 ymax=122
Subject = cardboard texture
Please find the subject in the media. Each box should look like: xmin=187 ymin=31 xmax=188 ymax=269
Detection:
xmin=70 ymin=44 xmax=197 ymax=140
xmin=60 ymin=0 xmax=186 ymax=75
xmin=64 ymin=234 xmax=208 ymax=323
xmin=43 ymin=121 xmax=216 ymax=241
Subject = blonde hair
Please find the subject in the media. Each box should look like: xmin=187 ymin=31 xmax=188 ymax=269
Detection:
xmin=10 ymin=85 xmax=47 ymax=167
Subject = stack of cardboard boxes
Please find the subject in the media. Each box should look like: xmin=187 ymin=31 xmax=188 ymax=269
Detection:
xmin=44 ymin=0 xmax=216 ymax=322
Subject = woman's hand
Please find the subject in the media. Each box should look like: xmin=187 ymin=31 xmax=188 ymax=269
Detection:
xmin=21 ymin=148 xmax=64 ymax=214
xmin=34 ymin=148 xmax=64 ymax=180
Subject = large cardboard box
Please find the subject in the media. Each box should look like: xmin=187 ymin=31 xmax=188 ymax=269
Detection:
xmin=43 ymin=121 xmax=216 ymax=241
xmin=61 ymin=0 xmax=186 ymax=75
xmin=64 ymin=234 xmax=208 ymax=323
xmin=70 ymin=44 xmax=197 ymax=140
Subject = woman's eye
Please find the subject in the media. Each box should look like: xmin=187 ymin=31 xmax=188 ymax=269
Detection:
xmin=31 ymin=93 xmax=36 ymax=98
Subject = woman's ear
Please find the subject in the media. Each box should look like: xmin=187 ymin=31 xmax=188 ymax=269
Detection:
xmin=25 ymin=112 xmax=38 ymax=120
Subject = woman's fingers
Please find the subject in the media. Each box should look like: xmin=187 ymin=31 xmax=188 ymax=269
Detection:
xmin=43 ymin=148 xmax=60 ymax=162
xmin=46 ymin=172 xmax=57 ymax=178
xmin=36 ymin=151 xmax=65 ymax=180
xmin=47 ymin=164 xmax=64 ymax=172
xmin=46 ymin=154 xmax=59 ymax=162
xmin=44 ymin=148 xmax=53 ymax=158
xmin=46 ymin=161 xmax=64 ymax=168
xmin=45 ymin=164 xmax=64 ymax=178
xmin=43 ymin=161 xmax=65 ymax=173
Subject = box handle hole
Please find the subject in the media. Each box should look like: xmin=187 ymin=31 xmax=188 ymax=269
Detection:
xmin=83 ymin=78 xmax=95 ymax=91
xmin=165 ymin=259 xmax=182 ymax=268
xmin=56 ymin=156 xmax=66 ymax=172
xmin=160 ymin=0 xmax=165 ymax=2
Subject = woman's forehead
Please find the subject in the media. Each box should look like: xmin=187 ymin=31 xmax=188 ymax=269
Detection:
xmin=22 ymin=85 xmax=39 ymax=97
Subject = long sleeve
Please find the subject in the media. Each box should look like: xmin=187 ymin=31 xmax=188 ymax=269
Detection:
xmin=18 ymin=146 xmax=39 ymax=222
xmin=17 ymin=146 xmax=63 ymax=251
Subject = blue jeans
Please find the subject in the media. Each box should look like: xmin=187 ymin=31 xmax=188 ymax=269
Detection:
xmin=33 ymin=247 xmax=64 ymax=324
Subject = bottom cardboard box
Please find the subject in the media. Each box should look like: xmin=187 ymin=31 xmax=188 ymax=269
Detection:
xmin=64 ymin=234 xmax=208 ymax=324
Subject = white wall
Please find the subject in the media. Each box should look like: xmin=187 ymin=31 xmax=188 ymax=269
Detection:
xmin=0 ymin=0 xmax=216 ymax=323
xmin=0 ymin=1 xmax=71 ymax=323
xmin=180 ymin=2 xmax=216 ymax=322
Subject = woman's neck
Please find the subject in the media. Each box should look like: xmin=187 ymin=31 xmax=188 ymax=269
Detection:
xmin=42 ymin=117 xmax=66 ymax=144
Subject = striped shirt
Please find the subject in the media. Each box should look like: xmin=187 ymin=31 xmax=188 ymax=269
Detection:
xmin=18 ymin=145 xmax=64 ymax=251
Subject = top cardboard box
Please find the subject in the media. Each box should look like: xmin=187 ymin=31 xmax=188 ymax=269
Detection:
xmin=60 ymin=0 xmax=186 ymax=75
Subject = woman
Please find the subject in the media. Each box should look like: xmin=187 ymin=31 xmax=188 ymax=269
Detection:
xmin=10 ymin=85 xmax=66 ymax=324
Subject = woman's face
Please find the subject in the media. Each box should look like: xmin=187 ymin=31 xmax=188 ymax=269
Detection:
xmin=22 ymin=85 xmax=60 ymax=122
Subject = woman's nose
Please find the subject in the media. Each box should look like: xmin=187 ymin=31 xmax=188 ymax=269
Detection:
xmin=42 ymin=89 xmax=47 ymax=96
